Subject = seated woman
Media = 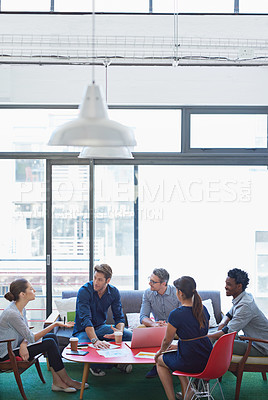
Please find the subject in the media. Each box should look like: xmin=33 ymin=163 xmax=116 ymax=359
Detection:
xmin=155 ymin=276 xmax=213 ymax=400
xmin=0 ymin=278 xmax=88 ymax=393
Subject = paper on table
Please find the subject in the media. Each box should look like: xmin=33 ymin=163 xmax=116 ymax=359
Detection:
xmin=97 ymin=349 xmax=129 ymax=358
xmin=88 ymin=343 xmax=119 ymax=350
xmin=135 ymin=352 xmax=156 ymax=359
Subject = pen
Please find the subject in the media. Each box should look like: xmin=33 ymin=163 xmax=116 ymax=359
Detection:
xmin=63 ymin=316 xmax=66 ymax=330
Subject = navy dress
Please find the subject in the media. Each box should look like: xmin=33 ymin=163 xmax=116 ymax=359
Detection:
xmin=163 ymin=306 xmax=213 ymax=373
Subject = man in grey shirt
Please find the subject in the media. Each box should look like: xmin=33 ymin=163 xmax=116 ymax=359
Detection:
xmin=208 ymin=268 xmax=268 ymax=356
xmin=140 ymin=268 xmax=180 ymax=377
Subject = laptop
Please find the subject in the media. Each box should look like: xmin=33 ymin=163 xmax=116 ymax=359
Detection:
xmin=125 ymin=326 xmax=167 ymax=349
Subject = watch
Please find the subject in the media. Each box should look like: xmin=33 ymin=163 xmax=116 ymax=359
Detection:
xmin=91 ymin=338 xmax=99 ymax=344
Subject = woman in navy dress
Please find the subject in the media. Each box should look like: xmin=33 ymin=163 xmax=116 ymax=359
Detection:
xmin=155 ymin=276 xmax=213 ymax=400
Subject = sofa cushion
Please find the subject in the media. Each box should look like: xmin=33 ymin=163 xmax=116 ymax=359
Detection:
xmin=199 ymin=291 xmax=222 ymax=324
xmin=231 ymin=354 xmax=268 ymax=365
xmin=202 ymin=299 xmax=217 ymax=327
xmin=54 ymin=297 xmax=76 ymax=321
xmin=126 ymin=313 xmax=141 ymax=330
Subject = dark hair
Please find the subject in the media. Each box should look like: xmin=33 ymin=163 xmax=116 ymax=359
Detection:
xmin=4 ymin=279 xmax=29 ymax=302
xmin=94 ymin=264 xmax=112 ymax=280
xmin=173 ymin=276 xmax=205 ymax=328
xmin=153 ymin=268 xmax=169 ymax=285
xmin=228 ymin=268 xmax=249 ymax=291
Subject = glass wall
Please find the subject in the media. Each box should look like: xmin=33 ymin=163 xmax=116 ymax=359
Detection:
xmin=0 ymin=159 xmax=46 ymax=330
xmin=52 ymin=165 xmax=90 ymax=303
xmin=95 ymin=165 xmax=135 ymax=289
xmin=138 ymin=165 xmax=268 ymax=316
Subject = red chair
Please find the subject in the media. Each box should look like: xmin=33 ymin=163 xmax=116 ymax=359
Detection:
xmin=173 ymin=331 xmax=236 ymax=400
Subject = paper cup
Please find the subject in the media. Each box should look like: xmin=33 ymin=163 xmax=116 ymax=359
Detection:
xmin=114 ymin=331 xmax=123 ymax=344
xmin=70 ymin=337 xmax=79 ymax=351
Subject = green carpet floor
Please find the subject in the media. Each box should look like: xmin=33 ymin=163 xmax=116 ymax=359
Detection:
xmin=0 ymin=362 xmax=267 ymax=400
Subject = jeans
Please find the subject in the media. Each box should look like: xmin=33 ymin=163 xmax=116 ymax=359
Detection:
xmin=75 ymin=324 xmax=132 ymax=370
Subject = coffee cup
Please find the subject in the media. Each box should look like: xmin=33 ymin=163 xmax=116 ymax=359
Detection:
xmin=114 ymin=331 xmax=123 ymax=344
xmin=70 ymin=337 xmax=79 ymax=351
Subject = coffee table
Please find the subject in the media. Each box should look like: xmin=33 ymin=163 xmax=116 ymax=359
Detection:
xmin=62 ymin=342 xmax=159 ymax=399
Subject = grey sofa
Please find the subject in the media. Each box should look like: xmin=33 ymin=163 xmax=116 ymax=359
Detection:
xmin=48 ymin=289 xmax=222 ymax=352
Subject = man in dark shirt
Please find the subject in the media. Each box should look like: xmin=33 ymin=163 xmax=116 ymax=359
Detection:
xmin=73 ymin=264 xmax=132 ymax=376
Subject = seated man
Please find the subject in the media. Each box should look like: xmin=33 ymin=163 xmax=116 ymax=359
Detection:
xmin=73 ymin=263 xmax=132 ymax=376
xmin=208 ymin=268 xmax=268 ymax=357
xmin=140 ymin=268 xmax=180 ymax=378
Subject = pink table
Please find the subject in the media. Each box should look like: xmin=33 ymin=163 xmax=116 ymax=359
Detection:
xmin=62 ymin=342 xmax=159 ymax=399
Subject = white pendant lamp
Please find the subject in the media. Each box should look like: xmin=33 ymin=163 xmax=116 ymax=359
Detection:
xmin=48 ymin=84 xmax=136 ymax=147
xmin=48 ymin=0 xmax=136 ymax=153
xmin=79 ymin=146 xmax=134 ymax=159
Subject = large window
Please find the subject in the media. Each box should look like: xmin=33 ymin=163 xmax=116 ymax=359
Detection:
xmin=95 ymin=165 xmax=135 ymax=289
xmin=1 ymin=105 xmax=268 ymax=321
xmin=52 ymin=165 xmax=90 ymax=301
xmin=0 ymin=159 xmax=46 ymax=329
xmin=138 ymin=165 xmax=268 ymax=315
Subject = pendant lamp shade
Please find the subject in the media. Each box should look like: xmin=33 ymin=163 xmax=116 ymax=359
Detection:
xmin=79 ymin=146 xmax=133 ymax=159
xmin=48 ymin=84 xmax=136 ymax=147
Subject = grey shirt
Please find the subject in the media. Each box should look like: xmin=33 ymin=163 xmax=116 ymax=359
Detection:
xmin=0 ymin=302 xmax=35 ymax=359
xmin=222 ymin=291 xmax=268 ymax=355
xmin=140 ymin=285 xmax=180 ymax=324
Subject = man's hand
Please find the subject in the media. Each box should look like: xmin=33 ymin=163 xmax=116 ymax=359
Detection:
xmin=156 ymin=320 xmax=167 ymax=327
xmin=103 ymin=325 xmax=122 ymax=340
xmin=94 ymin=340 xmax=110 ymax=349
xmin=19 ymin=342 xmax=29 ymax=361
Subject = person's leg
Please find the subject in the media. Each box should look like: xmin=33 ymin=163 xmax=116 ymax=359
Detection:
xmin=156 ymin=355 xmax=176 ymax=400
xmin=28 ymin=335 xmax=85 ymax=390
xmin=76 ymin=328 xmax=113 ymax=373
xmin=75 ymin=331 xmax=90 ymax=343
xmin=122 ymin=328 xmax=132 ymax=341
xmin=233 ymin=339 xmax=264 ymax=356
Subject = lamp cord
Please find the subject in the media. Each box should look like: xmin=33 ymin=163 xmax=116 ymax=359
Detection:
xmin=173 ymin=0 xmax=179 ymax=64
xmin=92 ymin=0 xmax=95 ymax=84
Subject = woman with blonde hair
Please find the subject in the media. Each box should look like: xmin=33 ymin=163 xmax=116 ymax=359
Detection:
xmin=155 ymin=276 xmax=212 ymax=400
xmin=0 ymin=278 xmax=88 ymax=393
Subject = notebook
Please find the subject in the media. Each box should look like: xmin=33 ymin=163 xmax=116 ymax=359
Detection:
xmin=125 ymin=326 xmax=167 ymax=349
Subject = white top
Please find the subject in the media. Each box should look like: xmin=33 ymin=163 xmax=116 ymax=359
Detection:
xmin=0 ymin=301 xmax=35 ymax=358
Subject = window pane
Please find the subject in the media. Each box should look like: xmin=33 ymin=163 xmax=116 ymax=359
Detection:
xmin=54 ymin=0 xmax=148 ymax=12
xmin=52 ymin=165 xmax=89 ymax=306
xmin=95 ymin=166 xmax=134 ymax=289
xmin=0 ymin=109 xmax=79 ymax=153
xmin=139 ymin=165 xmax=268 ymax=316
xmin=240 ymin=0 xmax=268 ymax=13
xmin=190 ymin=114 xmax=268 ymax=148
xmin=0 ymin=108 xmax=180 ymax=153
xmin=110 ymin=109 xmax=181 ymax=152
xmin=0 ymin=159 xmax=46 ymax=330
xmin=153 ymin=0 xmax=234 ymax=13
xmin=1 ymin=0 xmax=50 ymax=11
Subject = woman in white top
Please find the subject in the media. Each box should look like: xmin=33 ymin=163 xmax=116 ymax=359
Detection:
xmin=0 ymin=278 xmax=88 ymax=393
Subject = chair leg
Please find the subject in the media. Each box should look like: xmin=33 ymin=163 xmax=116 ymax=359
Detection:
xmin=46 ymin=357 xmax=50 ymax=371
xmin=12 ymin=367 xmax=28 ymax=400
xmin=234 ymin=368 xmax=244 ymax=400
xmin=35 ymin=359 xmax=46 ymax=384
xmin=217 ymin=379 xmax=225 ymax=400
xmin=261 ymin=372 xmax=267 ymax=381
